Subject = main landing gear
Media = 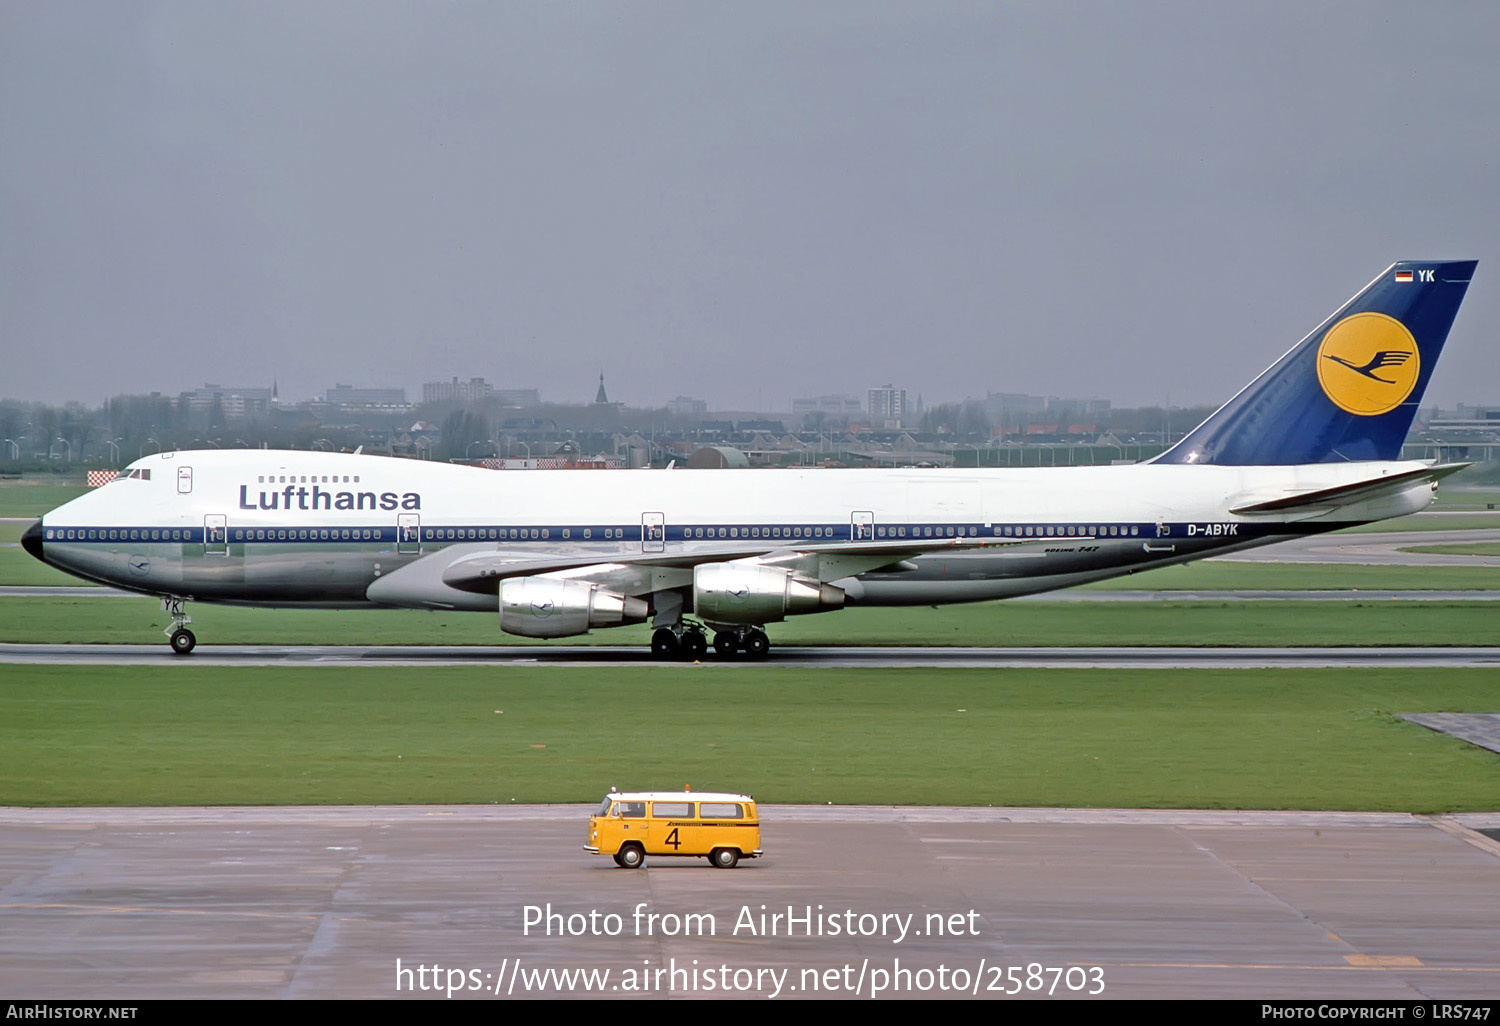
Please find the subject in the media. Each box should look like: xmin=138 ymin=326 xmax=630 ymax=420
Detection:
xmin=649 ymin=624 xmax=770 ymax=661
xmin=162 ymin=597 xmax=196 ymax=655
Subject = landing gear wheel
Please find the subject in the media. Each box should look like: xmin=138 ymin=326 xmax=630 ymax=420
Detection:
xmin=713 ymin=632 xmax=738 ymax=658
xmin=650 ymin=629 xmax=680 ymax=659
xmin=710 ymin=847 xmax=739 ymax=869
xmin=169 ymin=628 xmax=196 ymax=656
xmin=680 ymin=630 xmax=708 ymax=661
xmin=618 ymin=844 xmax=645 ymax=869
xmin=743 ymin=629 xmax=770 ymax=659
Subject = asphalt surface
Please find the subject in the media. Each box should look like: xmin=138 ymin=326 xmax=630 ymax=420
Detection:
xmin=2 ymin=805 xmax=1499 ymax=1000
xmin=4 ymin=642 xmax=1500 ymax=668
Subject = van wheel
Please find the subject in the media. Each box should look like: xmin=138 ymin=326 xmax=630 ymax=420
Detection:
xmin=710 ymin=847 xmax=739 ymax=869
xmin=618 ymin=843 xmax=645 ymax=869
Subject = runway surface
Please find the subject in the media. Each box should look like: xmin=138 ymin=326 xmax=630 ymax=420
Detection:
xmin=4 ymin=642 xmax=1500 ymax=668
xmin=3 ymin=805 xmax=1498 ymax=1000
xmin=1219 ymin=528 xmax=1500 ymax=566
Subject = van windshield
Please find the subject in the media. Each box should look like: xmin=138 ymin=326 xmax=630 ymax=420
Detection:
xmin=596 ymin=798 xmax=613 ymax=816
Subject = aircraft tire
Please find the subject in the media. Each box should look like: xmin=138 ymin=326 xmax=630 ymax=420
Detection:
xmin=712 ymin=632 xmax=738 ymax=658
xmin=680 ymin=631 xmax=707 ymax=661
xmin=169 ymin=628 xmax=196 ymax=656
xmin=650 ymin=629 xmax=679 ymax=659
xmin=744 ymin=630 xmax=770 ymax=659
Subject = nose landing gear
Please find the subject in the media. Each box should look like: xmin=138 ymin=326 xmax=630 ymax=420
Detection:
xmin=162 ymin=597 xmax=196 ymax=655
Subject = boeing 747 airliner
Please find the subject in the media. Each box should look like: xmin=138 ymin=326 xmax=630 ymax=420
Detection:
xmin=22 ymin=261 xmax=1477 ymax=658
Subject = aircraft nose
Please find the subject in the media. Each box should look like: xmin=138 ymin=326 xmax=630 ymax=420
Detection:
xmin=21 ymin=520 xmax=44 ymax=562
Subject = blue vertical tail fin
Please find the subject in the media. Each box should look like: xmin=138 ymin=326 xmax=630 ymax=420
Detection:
xmin=1155 ymin=261 xmax=1476 ymax=465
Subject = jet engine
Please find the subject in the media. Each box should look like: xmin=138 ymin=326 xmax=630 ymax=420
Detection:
xmin=499 ymin=577 xmax=649 ymax=638
xmin=693 ymin=563 xmax=844 ymax=624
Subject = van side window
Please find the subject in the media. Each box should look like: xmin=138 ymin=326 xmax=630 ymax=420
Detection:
xmin=617 ymin=802 xmax=646 ymax=818
xmin=651 ymin=802 xmax=693 ymax=818
xmin=699 ymin=803 xmax=743 ymax=819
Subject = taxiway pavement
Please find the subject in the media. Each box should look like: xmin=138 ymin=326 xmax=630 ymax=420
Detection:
xmin=2 ymin=805 xmax=1498 ymax=1000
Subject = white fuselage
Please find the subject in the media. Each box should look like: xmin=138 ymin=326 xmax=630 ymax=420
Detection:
xmin=34 ymin=449 xmax=1436 ymax=613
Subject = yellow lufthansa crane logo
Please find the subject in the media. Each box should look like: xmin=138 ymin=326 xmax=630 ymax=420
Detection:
xmin=1316 ymin=312 xmax=1420 ymax=416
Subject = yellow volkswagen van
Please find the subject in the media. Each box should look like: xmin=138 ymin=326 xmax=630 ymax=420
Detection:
xmin=585 ymin=789 xmax=761 ymax=869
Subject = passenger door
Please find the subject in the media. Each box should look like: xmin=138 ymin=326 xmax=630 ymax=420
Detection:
xmin=203 ymin=514 xmax=227 ymax=555
xmin=641 ymin=512 xmax=665 ymax=553
xmin=397 ymin=513 xmax=421 ymax=554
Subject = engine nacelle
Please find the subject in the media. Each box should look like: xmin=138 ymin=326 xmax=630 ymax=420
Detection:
xmin=500 ymin=577 xmax=649 ymax=638
xmin=693 ymin=563 xmax=845 ymax=624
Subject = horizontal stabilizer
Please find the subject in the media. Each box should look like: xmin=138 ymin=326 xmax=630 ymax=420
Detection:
xmin=1229 ymin=463 xmax=1469 ymax=515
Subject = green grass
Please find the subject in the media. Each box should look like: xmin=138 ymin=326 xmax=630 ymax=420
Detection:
xmin=1429 ymin=485 xmax=1500 ymax=510
xmin=1399 ymin=542 xmax=1500 ymax=558
xmin=0 ymin=544 xmax=102 ymax=586
xmin=0 ymin=483 xmax=88 ymax=518
xmin=1337 ymin=514 xmax=1500 ymax=533
xmin=2 ymin=595 xmax=1497 ymax=647
xmin=1 ymin=666 xmax=1496 ymax=810
xmin=1079 ymin=560 xmax=1500 ymax=590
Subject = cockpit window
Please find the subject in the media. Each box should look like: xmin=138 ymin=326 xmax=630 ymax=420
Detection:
xmin=121 ymin=469 xmax=152 ymax=481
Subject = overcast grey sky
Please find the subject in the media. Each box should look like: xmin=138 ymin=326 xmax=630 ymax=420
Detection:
xmin=3 ymin=1 xmax=1498 ymax=411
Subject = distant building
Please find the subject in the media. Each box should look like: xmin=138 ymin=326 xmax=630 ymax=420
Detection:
xmin=867 ymin=385 xmax=908 ymax=427
xmin=666 ymin=396 xmax=708 ymax=416
xmin=983 ymin=392 xmax=1048 ymax=427
xmin=984 ymin=392 xmax=1109 ymax=429
xmin=792 ymin=394 xmax=862 ymax=414
xmin=594 ymin=373 xmax=610 ymax=405
xmin=323 ymin=383 xmax=408 ymax=406
xmin=179 ymin=384 xmax=275 ymax=418
xmin=495 ymin=388 xmax=541 ymax=408
xmin=424 ymin=377 xmax=494 ymax=403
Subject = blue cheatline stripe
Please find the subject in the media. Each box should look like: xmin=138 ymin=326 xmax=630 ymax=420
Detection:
xmin=41 ymin=520 xmax=1334 ymax=546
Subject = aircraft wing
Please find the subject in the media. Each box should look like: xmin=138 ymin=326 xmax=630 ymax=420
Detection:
xmin=436 ymin=533 xmax=1079 ymax=596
